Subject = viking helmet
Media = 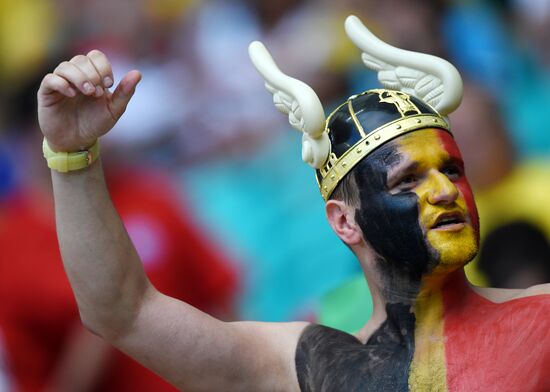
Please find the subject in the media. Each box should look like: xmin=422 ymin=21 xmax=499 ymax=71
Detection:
xmin=249 ymin=15 xmax=463 ymax=201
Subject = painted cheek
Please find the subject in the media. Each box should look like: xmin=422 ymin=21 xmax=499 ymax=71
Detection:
xmin=437 ymin=131 xmax=479 ymax=233
xmin=357 ymin=175 xmax=429 ymax=276
xmin=456 ymin=179 xmax=479 ymax=233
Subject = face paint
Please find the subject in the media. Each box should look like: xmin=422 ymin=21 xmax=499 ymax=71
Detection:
xmin=437 ymin=132 xmax=479 ymax=235
xmin=353 ymin=141 xmax=436 ymax=296
xmin=396 ymin=130 xmax=479 ymax=272
xmin=353 ymin=129 xmax=479 ymax=291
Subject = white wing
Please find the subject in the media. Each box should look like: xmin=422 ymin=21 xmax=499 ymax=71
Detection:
xmin=264 ymin=83 xmax=306 ymax=133
xmin=345 ymin=15 xmax=463 ymax=116
xmin=248 ymin=41 xmax=330 ymax=168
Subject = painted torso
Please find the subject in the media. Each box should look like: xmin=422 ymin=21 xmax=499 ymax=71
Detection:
xmin=296 ymin=283 xmax=550 ymax=392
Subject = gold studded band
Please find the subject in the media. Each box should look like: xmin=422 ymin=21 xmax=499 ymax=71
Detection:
xmin=318 ymin=114 xmax=450 ymax=201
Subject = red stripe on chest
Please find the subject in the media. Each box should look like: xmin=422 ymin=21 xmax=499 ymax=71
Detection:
xmin=443 ymin=288 xmax=550 ymax=391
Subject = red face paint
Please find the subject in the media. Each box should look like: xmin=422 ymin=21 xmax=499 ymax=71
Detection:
xmin=437 ymin=131 xmax=480 ymax=235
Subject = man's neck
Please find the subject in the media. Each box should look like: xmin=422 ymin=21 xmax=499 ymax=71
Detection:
xmin=357 ymin=268 xmax=469 ymax=343
xmin=417 ymin=268 xmax=468 ymax=300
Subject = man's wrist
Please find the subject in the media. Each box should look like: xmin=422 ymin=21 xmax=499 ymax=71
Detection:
xmin=43 ymin=138 xmax=100 ymax=173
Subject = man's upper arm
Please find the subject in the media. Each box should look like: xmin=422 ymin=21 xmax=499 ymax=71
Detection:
xmin=111 ymin=288 xmax=307 ymax=391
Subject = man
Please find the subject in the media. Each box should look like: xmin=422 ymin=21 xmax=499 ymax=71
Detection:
xmin=37 ymin=15 xmax=549 ymax=391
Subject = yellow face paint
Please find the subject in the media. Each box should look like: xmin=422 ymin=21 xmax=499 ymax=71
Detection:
xmin=394 ymin=129 xmax=479 ymax=271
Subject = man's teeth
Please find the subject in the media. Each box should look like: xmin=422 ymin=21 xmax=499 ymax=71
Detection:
xmin=435 ymin=217 xmax=461 ymax=227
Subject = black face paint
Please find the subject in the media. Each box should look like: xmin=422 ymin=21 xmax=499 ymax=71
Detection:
xmin=352 ymin=142 xmax=439 ymax=297
xmin=296 ymin=303 xmax=415 ymax=392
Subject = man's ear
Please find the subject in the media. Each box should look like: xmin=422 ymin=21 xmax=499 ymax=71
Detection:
xmin=325 ymin=200 xmax=363 ymax=246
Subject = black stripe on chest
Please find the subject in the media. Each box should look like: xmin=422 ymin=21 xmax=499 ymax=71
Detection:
xmin=295 ymin=303 xmax=415 ymax=392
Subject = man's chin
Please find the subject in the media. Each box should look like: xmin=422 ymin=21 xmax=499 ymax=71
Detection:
xmin=427 ymin=225 xmax=479 ymax=270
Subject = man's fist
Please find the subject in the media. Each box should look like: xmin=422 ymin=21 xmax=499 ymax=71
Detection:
xmin=37 ymin=50 xmax=141 ymax=152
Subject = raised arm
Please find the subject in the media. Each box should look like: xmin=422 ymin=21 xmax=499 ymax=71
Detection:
xmin=37 ymin=50 xmax=306 ymax=391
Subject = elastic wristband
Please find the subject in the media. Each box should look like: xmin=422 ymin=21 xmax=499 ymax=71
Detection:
xmin=42 ymin=138 xmax=100 ymax=173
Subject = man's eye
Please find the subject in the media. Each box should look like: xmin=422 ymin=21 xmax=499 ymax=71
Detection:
xmin=400 ymin=175 xmax=416 ymax=184
xmin=442 ymin=165 xmax=462 ymax=179
xmin=393 ymin=175 xmax=418 ymax=192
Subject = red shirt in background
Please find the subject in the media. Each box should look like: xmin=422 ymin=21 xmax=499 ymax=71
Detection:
xmin=0 ymin=168 xmax=239 ymax=391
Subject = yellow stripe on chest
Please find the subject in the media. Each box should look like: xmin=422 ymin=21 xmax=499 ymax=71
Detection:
xmin=408 ymin=292 xmax=447 ymax=391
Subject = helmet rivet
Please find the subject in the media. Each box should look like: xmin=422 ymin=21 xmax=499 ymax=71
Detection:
xmin=374 ymin=134 xmax=381 ymax=140
xmin=330 ymin=175 xmax=335 ymax=180
xmin=357 ymin=149 xmax=362 ymax=154
xmin=416 ymin=119 xmax=422 ymax=124
xmin=396 ymin=124 xmax=402 ymax=130
xmin=342 ymin=162 xmax=347 ymax=167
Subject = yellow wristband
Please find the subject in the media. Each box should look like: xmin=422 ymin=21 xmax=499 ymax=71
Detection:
xmin=42 ymin=138 xmax=100 ymax=173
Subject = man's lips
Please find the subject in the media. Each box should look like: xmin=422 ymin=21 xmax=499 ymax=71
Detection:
xmin=430 ymin=211 xmax=466 ymax=231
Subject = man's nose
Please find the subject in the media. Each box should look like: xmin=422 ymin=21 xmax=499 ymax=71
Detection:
xmin=426 ymin=170 xmax=459 ymax=205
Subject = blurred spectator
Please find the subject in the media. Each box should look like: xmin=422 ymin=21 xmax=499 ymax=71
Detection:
xmin=0 ymin=144 xmax=15 ymax=200
xmin=509 ymin=0 xmax=550 ymax=70
xmin=346 ymin=0 xmax=447 ymax=56
xmin=0 ymin=0 xmax=58 ymax=93
xmin=478 ymin=221 xmax=550 ymax=288
xmin=443 ymin=0 xmax=550 ymax=157
xmin=449 ymin=82 xmax=515 ymax=192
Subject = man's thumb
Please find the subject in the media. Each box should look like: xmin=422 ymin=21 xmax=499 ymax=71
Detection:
xmin=110 ymin=70 xmax=142 ymax=118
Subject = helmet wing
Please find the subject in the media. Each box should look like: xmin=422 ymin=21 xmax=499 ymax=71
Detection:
xmin=248 ymin=41 xmax=330 ymax=168
xmin=345 ymin=15 xmax=462 ymax=115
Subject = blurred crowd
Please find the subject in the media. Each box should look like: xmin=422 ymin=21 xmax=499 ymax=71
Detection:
xmin=1 ymin=0 xmax=550 ymax=390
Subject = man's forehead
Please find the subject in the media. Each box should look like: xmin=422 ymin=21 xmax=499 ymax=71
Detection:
xmin=385 ymin=129 xmax=462 ymax=175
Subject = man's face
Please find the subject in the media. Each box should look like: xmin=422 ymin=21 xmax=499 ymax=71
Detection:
xmin=353 ymin=128 xmax=479 ymax=281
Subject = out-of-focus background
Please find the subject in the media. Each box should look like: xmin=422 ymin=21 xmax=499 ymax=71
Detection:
xmin=1 ymin=0 xmax=550 ymax=390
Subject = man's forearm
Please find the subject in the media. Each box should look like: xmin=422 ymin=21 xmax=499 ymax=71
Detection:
xmin=51 ymin=160 xmax=150 ymax=339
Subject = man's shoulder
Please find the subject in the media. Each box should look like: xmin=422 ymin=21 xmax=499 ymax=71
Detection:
xmin=296 ymin=324 xmax=361 ymax=359
xmin=516 ymin=283 xmax=550 ymax=300
xmin=471 ymin=283 xmax=550 ymax=304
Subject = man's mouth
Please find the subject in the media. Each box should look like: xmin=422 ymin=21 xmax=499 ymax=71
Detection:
xmin=430 ymin=212 xmax=466 ymax=231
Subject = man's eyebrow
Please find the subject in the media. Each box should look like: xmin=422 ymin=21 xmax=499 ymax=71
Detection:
xmin=443 ymin=155 xmax=465 ymax=167
xmin=387 ymin=161 xmax=419 ymax=183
